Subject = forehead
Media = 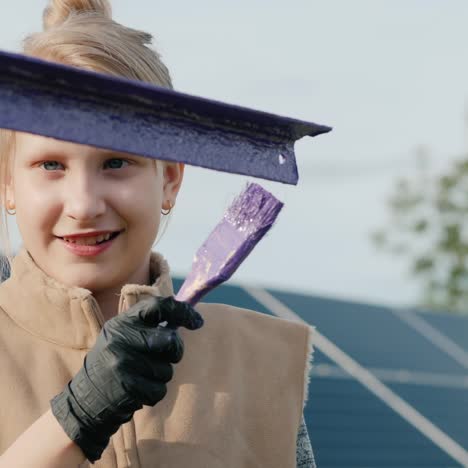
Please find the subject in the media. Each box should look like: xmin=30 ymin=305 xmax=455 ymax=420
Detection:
xmin=14 ymin=132 xmax=73 ymax=151
xmin=15 ymin=132 xmax=129 ymax=159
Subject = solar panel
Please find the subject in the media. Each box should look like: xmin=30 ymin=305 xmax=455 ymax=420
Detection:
xmin=388 ymin=383 xmax=468 ymax=450
xmin=306 ymin=379 xmax=456 ymax=467
xmin=416 ymin=310 xmax=468 ymax=357
xmin=268 ymin=290 xmax=467 ymax=376
xmin=173 ymin=278 xmax=468 ymax=467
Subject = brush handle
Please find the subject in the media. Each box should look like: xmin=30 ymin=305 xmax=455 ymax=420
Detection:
xmin=174 ymin=284 xmax=201 ymax=307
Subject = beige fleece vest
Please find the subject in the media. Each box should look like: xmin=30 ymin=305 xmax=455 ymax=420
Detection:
xmin=0 ymin=248 xmax=313 ymax=468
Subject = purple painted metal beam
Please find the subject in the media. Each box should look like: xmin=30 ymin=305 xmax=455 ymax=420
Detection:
xmin=0 ymin=50 xmax=331 ymax=185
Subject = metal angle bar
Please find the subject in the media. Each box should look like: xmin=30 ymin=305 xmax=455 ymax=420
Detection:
xmin=244 ymin=286 xmax=468 ymax=467
xmin=0 ymin=50 xmax=331 ymax=185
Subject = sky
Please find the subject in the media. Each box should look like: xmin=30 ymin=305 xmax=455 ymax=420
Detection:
xmin=1 ymin=1 xmax=468 ymax=308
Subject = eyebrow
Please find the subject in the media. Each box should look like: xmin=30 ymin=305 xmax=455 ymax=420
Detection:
xmin=97 ymin=149 xmax=134 ymax=158
xmin=39 ymin=148 xmax=128 ymax=158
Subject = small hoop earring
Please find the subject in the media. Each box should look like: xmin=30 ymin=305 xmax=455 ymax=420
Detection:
xmin=6 ymin=204 xmax=16 ymax=216
xmin=161 ymin=201 xmax=173 ymax=216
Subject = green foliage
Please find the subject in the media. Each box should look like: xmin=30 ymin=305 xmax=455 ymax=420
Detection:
xmin=373 ymin=150 xmax=468 ymax=314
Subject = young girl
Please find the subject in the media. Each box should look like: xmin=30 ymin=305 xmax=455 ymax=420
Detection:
xmin=0 ymin=1 xmax=316 ymax=467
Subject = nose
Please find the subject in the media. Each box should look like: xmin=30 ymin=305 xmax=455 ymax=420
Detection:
xmin=63 ymin=171 xmax=106 ymax=221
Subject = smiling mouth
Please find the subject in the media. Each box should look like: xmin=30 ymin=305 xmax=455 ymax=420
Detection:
xmin=58 ymin=230 xmax=123 ymax=246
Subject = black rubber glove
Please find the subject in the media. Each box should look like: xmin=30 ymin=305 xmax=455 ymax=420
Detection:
xmin=50 ymin=296 xmax=203 ymax=463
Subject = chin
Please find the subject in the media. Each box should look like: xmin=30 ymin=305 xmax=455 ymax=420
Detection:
xmin=60 ymin=266 xmax=123 ymax=292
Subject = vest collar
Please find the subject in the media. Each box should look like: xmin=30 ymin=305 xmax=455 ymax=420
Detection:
xmin=0 ymin=247 xmax=174 ymax=349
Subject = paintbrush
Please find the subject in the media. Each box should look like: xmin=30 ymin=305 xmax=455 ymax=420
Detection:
xmin=175 ymin=182 xmax=283 ymax=306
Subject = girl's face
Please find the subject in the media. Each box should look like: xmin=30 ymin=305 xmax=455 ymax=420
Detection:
xmin=7 ymin=132 xmax=184 ymax=292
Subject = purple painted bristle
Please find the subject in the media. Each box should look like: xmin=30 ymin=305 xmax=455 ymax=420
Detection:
xmin=225 ymin=183 xmax=284 ymax=234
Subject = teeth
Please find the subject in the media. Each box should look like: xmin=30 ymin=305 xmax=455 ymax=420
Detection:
xmin=97 ymin=233 xmax=112 ymax=242
xmin=63 ymin=232 xmax=114 ymax=245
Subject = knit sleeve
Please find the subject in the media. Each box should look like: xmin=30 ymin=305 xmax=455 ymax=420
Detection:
xmin=296 ymin=414 xmax=316 ymax=468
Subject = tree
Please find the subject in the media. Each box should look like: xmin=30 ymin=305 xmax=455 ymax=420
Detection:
xmin=372 ymin=148 xmax=468 ymax=314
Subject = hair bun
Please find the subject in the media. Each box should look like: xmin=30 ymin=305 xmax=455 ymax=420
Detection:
xmin=43 ymin=0 xmax=112 ymax=30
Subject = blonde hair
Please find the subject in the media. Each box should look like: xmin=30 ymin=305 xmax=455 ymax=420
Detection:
xmin=0 ymin=0 xmax=174 ymax=272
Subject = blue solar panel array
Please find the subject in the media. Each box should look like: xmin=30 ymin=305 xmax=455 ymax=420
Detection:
xmin=419 ymin=311 xmax=468 ymax=357
xmin=176 ymin=278 xmax=468 ymax=468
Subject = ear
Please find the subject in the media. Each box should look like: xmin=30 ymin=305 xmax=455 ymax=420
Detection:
xmin=162 ymin=162 xmax=184 ymax=209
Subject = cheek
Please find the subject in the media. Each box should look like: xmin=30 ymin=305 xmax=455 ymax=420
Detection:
xmin=114 ymin=175 xmax=162 ymax=227
xmin=14 ymin=174 xmax=61 ymax=231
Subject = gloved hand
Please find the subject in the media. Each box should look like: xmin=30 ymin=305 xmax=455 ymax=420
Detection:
xmin=50 ymin=296 xmax=203 ymax=463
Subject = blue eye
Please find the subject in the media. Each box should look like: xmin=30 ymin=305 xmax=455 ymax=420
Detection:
xmin=41 ymin=161 xmax=63 ymax=171
xmin=105 ymin=159 xmax=129 ymax=169
xmin=39 ymin=159 xmax=130 ymax=171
